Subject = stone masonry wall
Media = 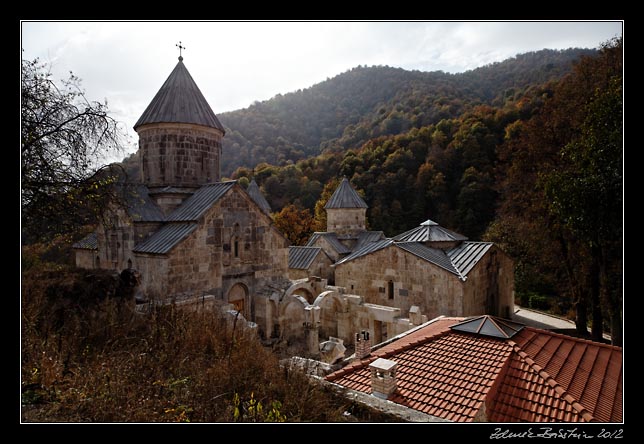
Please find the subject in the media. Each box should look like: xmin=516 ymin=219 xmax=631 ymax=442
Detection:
xmin=75 ymin=249 xmax=96 ymax=268
xmin=137 ymin=123 xmax=223 ymax=188
xmin=149 ymin=185 xmax=289 ymax=327
xmin=288 ymin=253 xmax=334 ymax=284
xmin=334 ymin=245 xmax=464 ymax=320
xmin=461 ymin=246 xmax=514 ymax=318
xmin=326 ymin=208 xmax=366 ymax=236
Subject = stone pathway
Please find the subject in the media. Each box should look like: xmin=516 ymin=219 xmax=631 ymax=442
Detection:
xmin=512 ymin=305 xmax=576 ymax=330
xmin=512 ymin=305 xmax=612 ymax=341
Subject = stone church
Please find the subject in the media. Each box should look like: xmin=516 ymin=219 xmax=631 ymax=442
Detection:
xmin=75 ymin=54 xmax=514 ymax=352
xmin=74 ymin=55 xmax=291 ymax=327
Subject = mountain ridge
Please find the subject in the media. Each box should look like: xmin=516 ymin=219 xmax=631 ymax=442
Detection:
xmin=217 ymin=47 xmax=596 ymax=175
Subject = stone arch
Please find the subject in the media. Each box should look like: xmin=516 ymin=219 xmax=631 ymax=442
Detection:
xmin=227 ymin=282 xmax=249 ymax=319
xmin=292 ymin=287 xmax=315 ymax=304
xmin=279 ymin=295 xmax=308 ymax=341
xmin=284 ymin=280 xmax=317 ymax=304
xmin=313 ymin=290 xmax=347 ymax=339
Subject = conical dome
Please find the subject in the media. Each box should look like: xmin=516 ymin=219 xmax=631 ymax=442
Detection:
xmin=134 ymin=58 xmax=225 ymax=132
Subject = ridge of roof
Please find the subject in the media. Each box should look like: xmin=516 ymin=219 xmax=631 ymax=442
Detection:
xmin=450 ymin=315 xmax=525 ymax=339
xmin=288 ymin=246 xmax=331 ymax=270
xmin=326 ymin=316 xmax=622 ymax=423
xmin=334 ymin=239 xmax=394 ymax=265
xmin=324 ymin=177 xmax=368 ymax=209
xmin=134 ymin=59 xmax=225 ymax=132
xmin=246 ymin=179 xmax=272 ymax=214
xmin=307 ymin=232 xmax=352 ymax=255
xmin=393 ymin=219 xmax=468 ymax=243
xmin=132 ymin=222 xmax=198 ymax=255
xmin=166 ymin=181 xmax=236 ymax=222
xmin=507 ymin=339 xmax=596 ymax=422
xmin=520 ymin=326 xmax=622 ymax=351
xmin=326 ymin=317 xmax=459 ymax=381
xmin=395 ymin=241 xmax=463 ymax=278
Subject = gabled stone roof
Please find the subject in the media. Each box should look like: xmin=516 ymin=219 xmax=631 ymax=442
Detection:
xmin=324 ymin=178 xmax=368 ymax=209
xmin=134 ymin=58 xmax=225 ymax=132
xmin=334 ymin=239 xmax=493 ymax=281
xmin=246 ymin=179 xmax=271 ymax=214
xmin=132 ymin=222 xmax=198 ymax=255
xmin=165 ymin=181 xmax=236 ymax=222
xmin=288 ymin=246 xmax=331 ymax=270
xmin=72 ymin=232 xmax=98 ymax=250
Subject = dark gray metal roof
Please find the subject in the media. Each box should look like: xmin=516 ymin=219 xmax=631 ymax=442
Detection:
xmin=155 ymin=186 xmax=187 ymax=194
xmin=132 ymin=222 xmax=197 ymax=254
xmin=324 ymin=178 xmax=368 ymax=209
xmin=354 ymin=230 xmax=386 ymax=250
xmin=307 ymin=232 xmax=351 ymax=254
xmin=126 ymin=185 xmax=166 ymax=222
xmin=72 ymin=232 xmax=98 ymax=250
xmin=448 ymin=242 xmax=493 ymax=277
xmin=396 ymin=242 xmax=461 ymax=276
xmin=134 ymin=59 xmax=225 ymax=132
xmin=288 ymin=246 xmax=331 ymax=270
xmin=166 ymin=181 xmax=236 ymax=222
xmin=335 ymin=239 xmax=394 ymax=265
xmin=450 ymin=315 xmax=525 ymax=339
xmin=246 ymin=179 xmax=272 ymax=214
xmin=393 ymin=219 xmax=468 ymax=243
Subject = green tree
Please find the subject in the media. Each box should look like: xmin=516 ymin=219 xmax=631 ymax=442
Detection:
xmin=543 ymin=61 xmax=622 ymax=344
xmin=490 ymin=38 xmax=622 ymax=344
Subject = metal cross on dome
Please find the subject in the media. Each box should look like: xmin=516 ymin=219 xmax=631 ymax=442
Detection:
xmin=176 ymin=41 xmax=186 ymax=60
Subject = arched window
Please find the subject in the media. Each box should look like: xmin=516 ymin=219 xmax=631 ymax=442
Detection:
xmin=232 ymin=223 xmax=241 ymax=259
xmin=387 ymin=280 xmax=394 ymax=300
xmin=127 ymin=258 xmax=132 ymax=269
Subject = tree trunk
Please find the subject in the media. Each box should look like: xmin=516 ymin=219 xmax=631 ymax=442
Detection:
xmin=589 ymin=247 xmax=603 ymax=341
xmin=574 ymin=295 xmax=588 ymax=335
xmin=600 ymin=243 xmax=622 ymax=347
xmin=610 ymin=308 xmax=622 ymax=347
xmin=557 ymin=233 xmax=588 ymax=335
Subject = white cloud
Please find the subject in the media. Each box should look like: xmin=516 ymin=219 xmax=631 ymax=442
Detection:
xmin=21 ymin=20 xmax=622 ymax=159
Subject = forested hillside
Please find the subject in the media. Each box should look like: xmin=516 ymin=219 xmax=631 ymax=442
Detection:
xmin=230 ymin=40 xmax=622 ymax=343
xmin=218 ymin=48 xmax=595 ymax=176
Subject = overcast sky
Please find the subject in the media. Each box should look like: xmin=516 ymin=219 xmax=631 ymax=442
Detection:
xmin=21 ymin=21 xmax=622 ymax=156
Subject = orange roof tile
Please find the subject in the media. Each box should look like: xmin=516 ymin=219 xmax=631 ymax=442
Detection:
xmin=325 ymin=316 xmax=622 ymax=423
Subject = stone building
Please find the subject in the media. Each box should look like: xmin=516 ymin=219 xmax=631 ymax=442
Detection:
xmin=304 ymin=177 xmax=386 ymax=264
xmin=74 ymin=55 xmax=290 ymax=331
xmin=74 ymin=54 xmax=514 ymax=353
xmin=288 ymin=179 xmax=514 ymax=343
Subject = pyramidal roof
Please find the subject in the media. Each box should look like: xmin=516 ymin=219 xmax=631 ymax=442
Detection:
xmin=324 ymin=178 xmax=368 ymax=209
xmin=134 ymin=57 xmax=225 ymax=132
xmin=246 ymin=179 xmax=272 ymax=214
xmin=393 ymin=218 xmax=468 ymax=243
xmin=450 ymin=315 xmax=525 ymax=339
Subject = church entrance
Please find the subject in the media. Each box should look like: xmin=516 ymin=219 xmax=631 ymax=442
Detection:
xmin=228 ymin=283 xmax=249 ymax=319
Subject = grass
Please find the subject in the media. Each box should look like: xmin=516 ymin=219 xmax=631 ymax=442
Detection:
xmin=21 ymin=266 xmax=398 ymax=423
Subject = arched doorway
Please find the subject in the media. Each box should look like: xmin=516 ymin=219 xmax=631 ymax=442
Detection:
xmin=227 ymin=283 xmax=249 ymax=319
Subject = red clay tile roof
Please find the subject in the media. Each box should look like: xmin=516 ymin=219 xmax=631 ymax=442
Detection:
xmin=325 ymin=316 xmax=623 ymax=423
